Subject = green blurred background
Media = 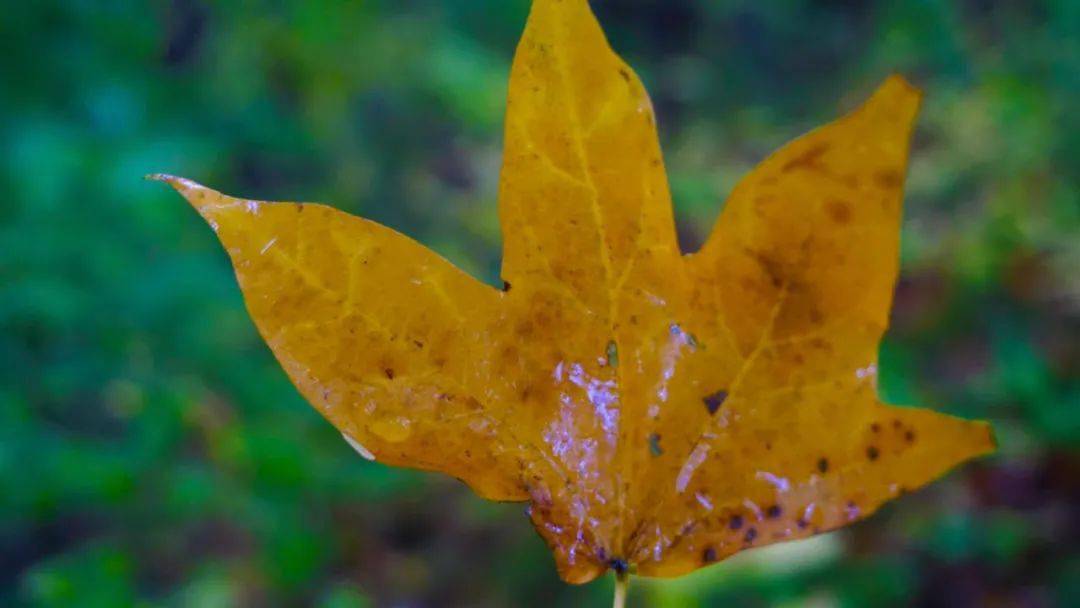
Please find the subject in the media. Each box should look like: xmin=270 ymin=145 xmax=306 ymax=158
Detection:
xmin=2 ymin=0 xmax=1077 ymax=606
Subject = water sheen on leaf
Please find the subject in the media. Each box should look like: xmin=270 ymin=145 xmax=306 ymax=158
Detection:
xmin=155 ymin=0 xmax=994 ymax=584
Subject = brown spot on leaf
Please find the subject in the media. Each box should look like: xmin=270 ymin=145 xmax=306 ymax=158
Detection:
xmin=818 ymin=457 xmax=829 ymax=473
xmin=781 ymin=141 xmax=830 ymax=173
xmin=825 ymin=199 xmax=852 ymax=224
xmin=867 ymin=446 xmax=880 ymax=461
xmin=749 ymin=250 xmax=785 ymax=288
xmin=729 ymin=514 xmax=744 ymax=530
xmin=702 ymin=547 xmax=717 ymax=563
xmin=753 ymin=194 xmax=777 ymax=214
xmin=874 ymin=169 xmax=902 ymax=189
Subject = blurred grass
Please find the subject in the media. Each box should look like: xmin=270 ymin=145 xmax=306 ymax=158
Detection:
xmin=1 ymin=0 xmax=1077 ymax=606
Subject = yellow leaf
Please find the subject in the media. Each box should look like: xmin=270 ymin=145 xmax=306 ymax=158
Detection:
xmin=154 ymin=0 xmax=994 ymax=584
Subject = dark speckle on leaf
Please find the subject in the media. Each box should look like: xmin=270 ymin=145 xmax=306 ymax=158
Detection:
xmin=765 ymin=504 xmax=782 ymax=519
xmin=744 ymin=527 xmax=758 ymax=543
xmin=702 ymin=547 xmax=717 ymax=563
xmin=703 ymin=389 xmax=728 ymax=415
xmin=729 ymin=514 xmax=744 ymax=530
xmin=817 ymin=457 xmax=829 ymax=473
xmin=867 ymin=446 xmax=879 ymax=461
xmin=648 ymin=432 xmax=663 ymax=456
xmin=606 ymin=340 xmax=618 ymax=367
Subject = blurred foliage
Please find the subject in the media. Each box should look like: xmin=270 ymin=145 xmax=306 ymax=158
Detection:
xmin=1 ymin=0 xmax=1076 ymax=606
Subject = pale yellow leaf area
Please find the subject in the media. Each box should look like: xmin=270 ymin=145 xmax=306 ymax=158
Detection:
xmin=154 ymin=0 xmax=993 ymax=584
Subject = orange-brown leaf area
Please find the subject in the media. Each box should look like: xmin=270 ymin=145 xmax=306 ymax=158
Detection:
xmin=156 ymin=0 xmax=994 ymax=584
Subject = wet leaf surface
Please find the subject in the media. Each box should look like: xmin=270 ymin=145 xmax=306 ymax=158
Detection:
xmin=156 ymin=0 xmax=993 ymax=584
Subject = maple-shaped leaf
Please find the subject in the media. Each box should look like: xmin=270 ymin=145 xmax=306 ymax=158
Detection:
xmin=154 ymin=0 xmax=994 ymax=584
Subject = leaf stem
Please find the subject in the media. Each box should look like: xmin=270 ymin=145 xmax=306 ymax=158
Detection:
xmin=613 ymin=571 xmax=629 ymax=608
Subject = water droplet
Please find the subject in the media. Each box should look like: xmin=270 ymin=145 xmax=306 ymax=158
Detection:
xmin=371 ymin=417 xmax=412 ymax=443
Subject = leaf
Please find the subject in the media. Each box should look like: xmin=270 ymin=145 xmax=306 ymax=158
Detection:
xmin=154 ymin=0 xmax=994 ymax=584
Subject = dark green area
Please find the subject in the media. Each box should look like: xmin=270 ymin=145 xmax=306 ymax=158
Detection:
xmin=2 ymin=1 xmax=1076 ymax=606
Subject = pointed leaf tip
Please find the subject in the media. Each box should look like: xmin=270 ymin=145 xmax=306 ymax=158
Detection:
xmin=885 ymin=73 xmax=921 ymax=96
xmin=147 ymin=173 xmax=219 ymax=213
xmin=533 ymin=0 xmax=590 ymax=10
xmin=863 ymin=75 xmax=923 ymax=126
xmin=979 ymin=419 xmax=999 ymax=453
